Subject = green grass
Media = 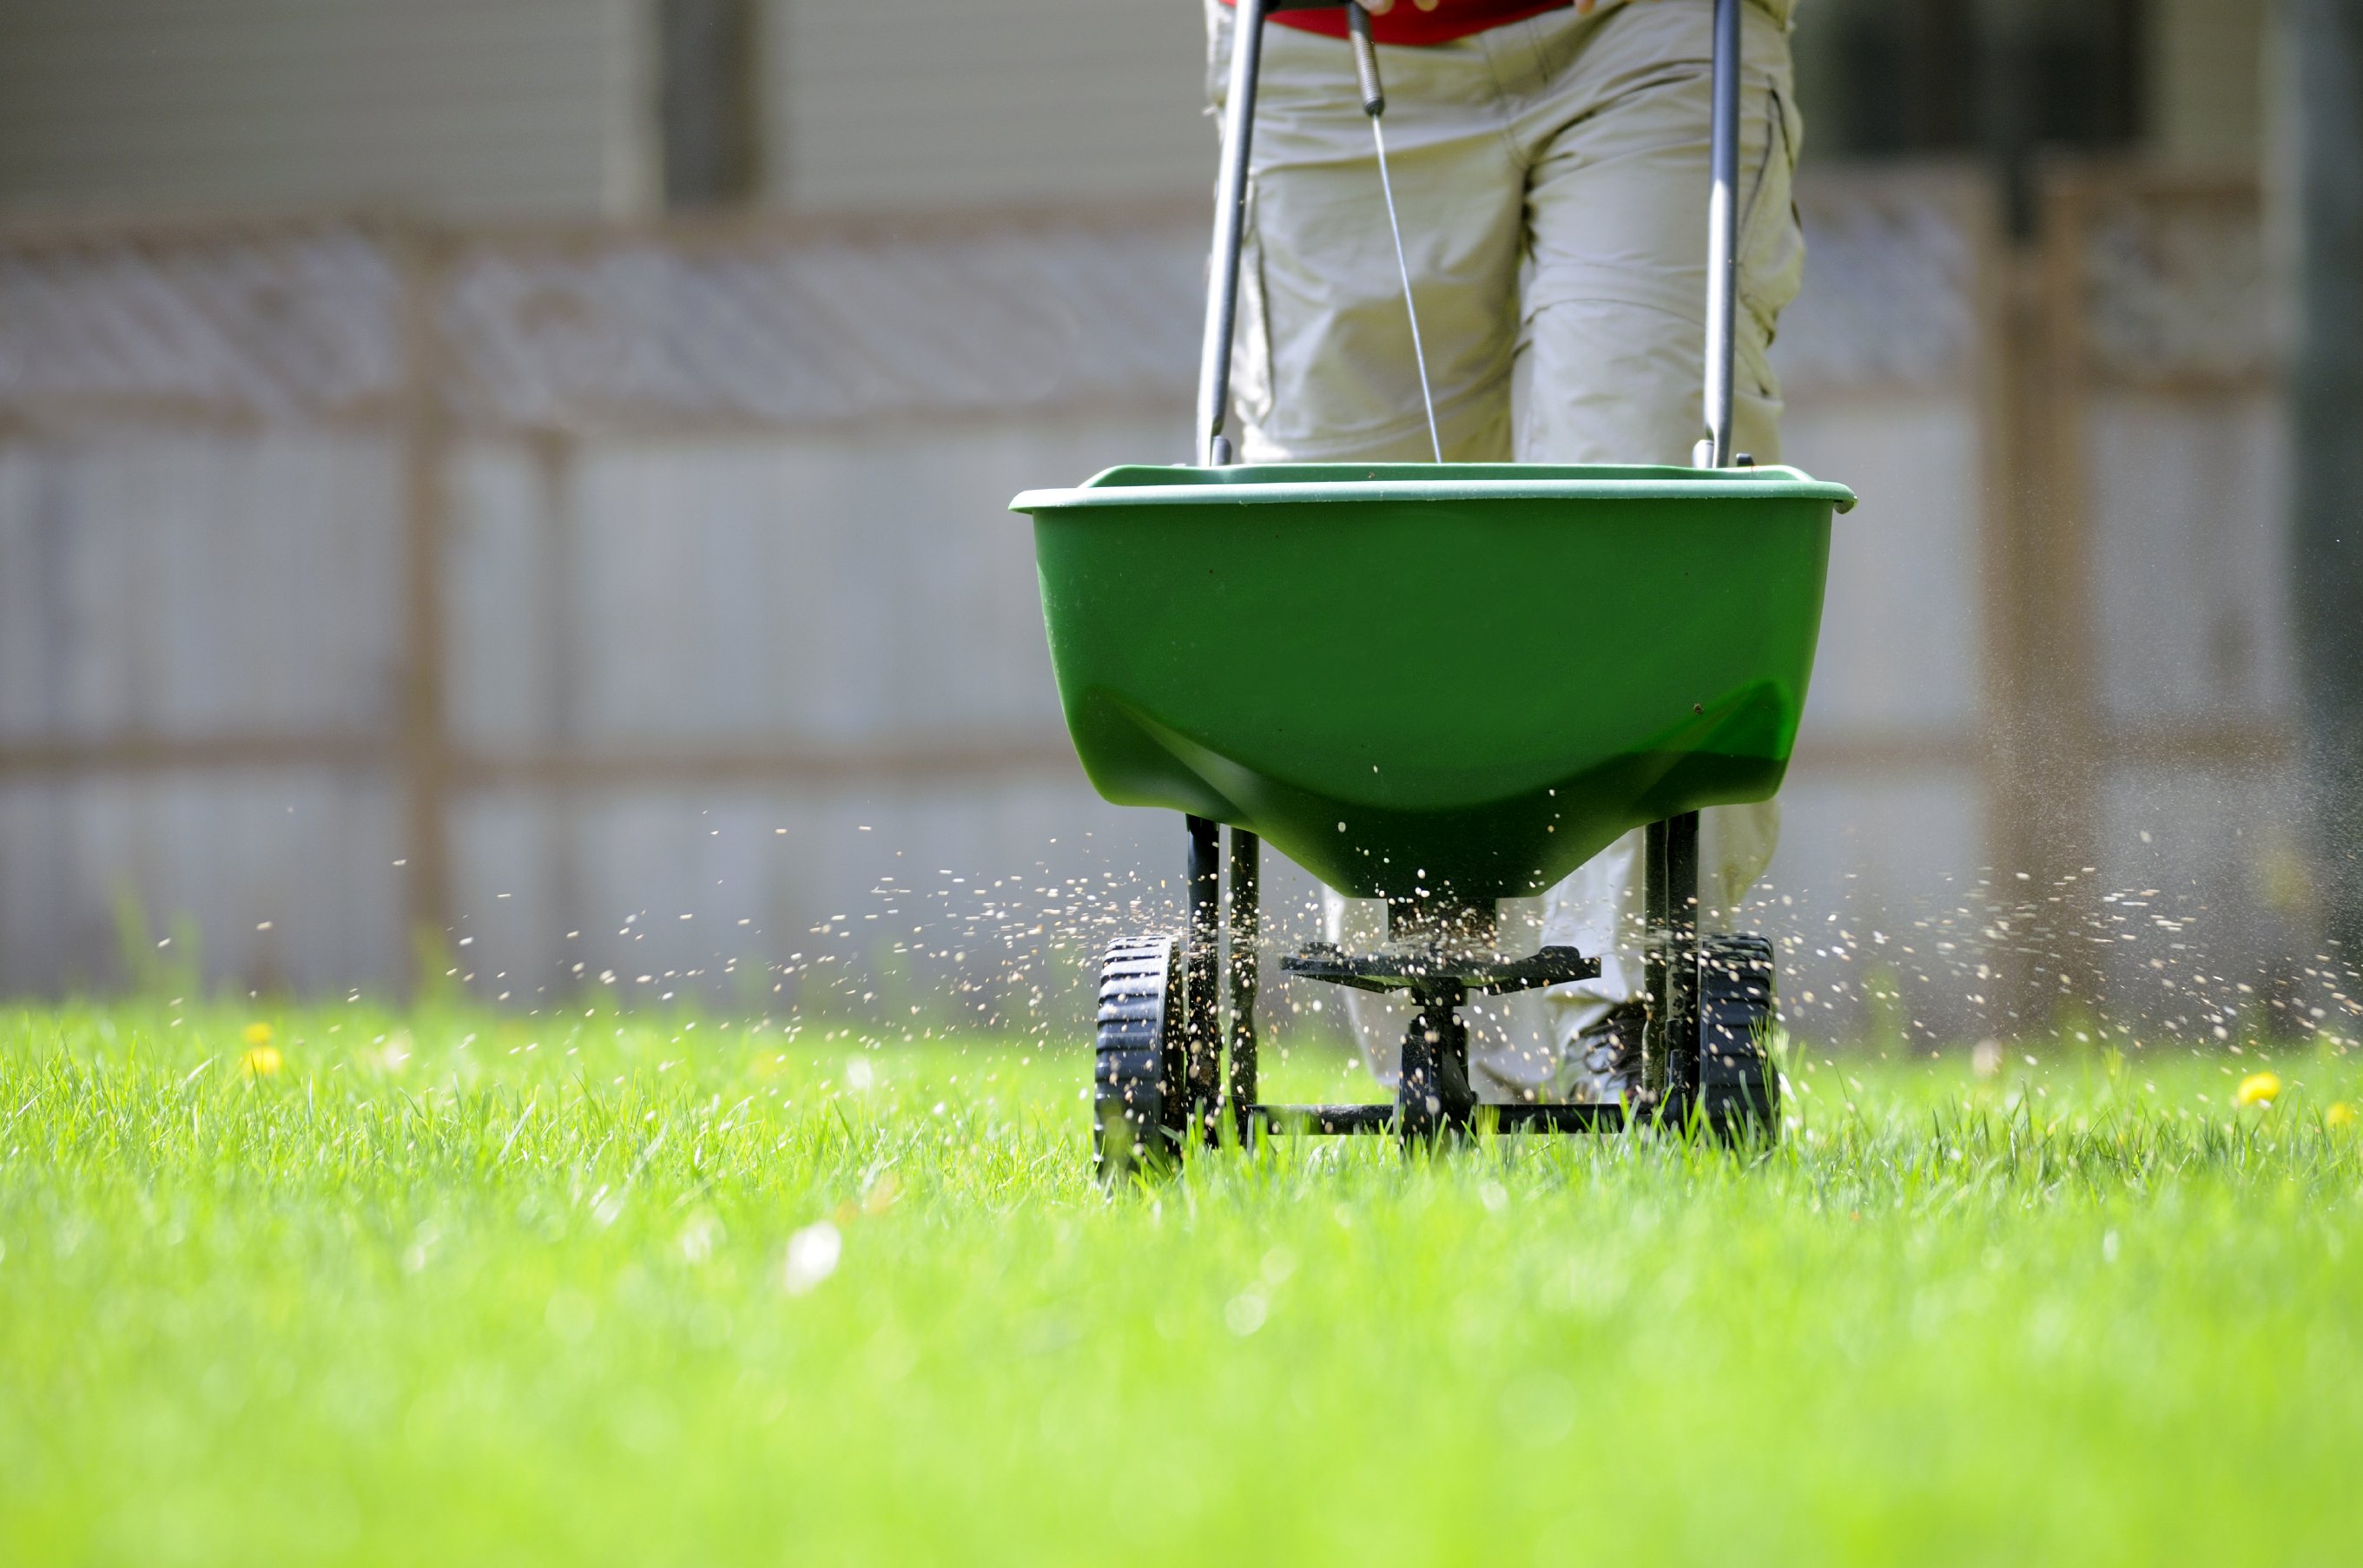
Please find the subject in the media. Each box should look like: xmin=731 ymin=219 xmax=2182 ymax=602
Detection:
xmin=4 ymin=1003 xmax=2361 ymax=1565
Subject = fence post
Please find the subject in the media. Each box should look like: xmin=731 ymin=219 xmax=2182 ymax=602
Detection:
xmin=1981 ymin=172 xmax=2105 ymax=1031
xmin=396 ymin=226 xmax=457 ymax=985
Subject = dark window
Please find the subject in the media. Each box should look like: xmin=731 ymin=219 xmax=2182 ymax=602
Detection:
xmin=1798 ymin=0 xmax=2144 ymax=233
xmin=660 ymin=0 xmax=760 ymax=209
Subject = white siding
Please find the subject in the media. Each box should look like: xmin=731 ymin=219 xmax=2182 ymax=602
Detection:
xmin=762 ymin=0 xmax=1212 ymax=212
xmin=0 ymin=0 xmax=650 ymax=220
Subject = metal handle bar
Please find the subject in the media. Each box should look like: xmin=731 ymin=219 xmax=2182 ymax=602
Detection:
xmin=1195 ymin=0 xmax=1336 ymax=466
xmin=1699 ymin=0 xmax=1741 ymax=468
xmin=1196 ymin=0 xmax=1743 ymax=470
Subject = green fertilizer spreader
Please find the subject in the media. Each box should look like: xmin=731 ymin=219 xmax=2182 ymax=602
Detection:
xmin=1009 ymin=0 xmax=1857 ymax=1174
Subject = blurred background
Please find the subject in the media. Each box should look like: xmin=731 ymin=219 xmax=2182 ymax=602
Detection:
xmin=0 ymin=0 xmax=2352 ymax=1046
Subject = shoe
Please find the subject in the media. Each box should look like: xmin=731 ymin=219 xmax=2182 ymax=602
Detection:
xmin=1570 ymin=1002 xmax=1646 ymax=1103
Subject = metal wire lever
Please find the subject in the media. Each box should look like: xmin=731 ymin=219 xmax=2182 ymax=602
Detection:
xmin=1348 ymin=3 xmax=1443 ymax=463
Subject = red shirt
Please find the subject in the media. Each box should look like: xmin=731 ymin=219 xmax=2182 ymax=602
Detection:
xmin=1224 ymin=0 xmax=1574 ymax=46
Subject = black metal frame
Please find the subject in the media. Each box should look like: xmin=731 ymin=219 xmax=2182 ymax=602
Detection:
xmin=1188 ymin=809 xmax=1707 ymax=1144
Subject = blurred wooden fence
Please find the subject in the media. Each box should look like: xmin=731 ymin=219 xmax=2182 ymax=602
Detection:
xmin=0 ymin=168 xmax=2300 ymax=1029
xmin=1993 ymin=169 xmax=2294 ymax=1021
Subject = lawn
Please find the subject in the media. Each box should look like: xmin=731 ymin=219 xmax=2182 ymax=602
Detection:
xmin=3 ymin=1001 xmax=2360 ymax=1565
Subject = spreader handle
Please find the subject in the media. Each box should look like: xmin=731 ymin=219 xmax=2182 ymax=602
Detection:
xmin=1698 ymin=0 xmax=1741 ymax=469
xmin=1195 ymin=0 xmax=1263 ymax=466
xmin=1198 ymin=1 xmax=1362 ymax=467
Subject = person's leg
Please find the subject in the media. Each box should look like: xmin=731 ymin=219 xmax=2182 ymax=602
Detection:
xmin=1496 ymin=0 xmax=1805 ymax=1078
xmin=1507 ymin=0 xmax=1800 ymax=464
xmin=1208 ymin=0 xmax=1526 ymax=464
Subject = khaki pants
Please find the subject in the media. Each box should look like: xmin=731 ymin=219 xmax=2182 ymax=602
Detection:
xmin=1206 ymin=0 xmax=1805 ymax=1097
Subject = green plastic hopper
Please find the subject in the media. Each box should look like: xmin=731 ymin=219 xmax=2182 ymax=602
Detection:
xmin=1009 ymin=462 xmax=1856 ymax=909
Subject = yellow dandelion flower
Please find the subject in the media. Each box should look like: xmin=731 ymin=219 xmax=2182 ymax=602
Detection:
xmin=2327 ymin=1102 xmax=2355 ymax=1130
xmin=2234 ymin=1071 xmax=2281 ymax=1109
xmin=241 ymin=1044 xmax=283 ymax=1078
xmin=242 ymin=1021 xmax=274 ymax=1047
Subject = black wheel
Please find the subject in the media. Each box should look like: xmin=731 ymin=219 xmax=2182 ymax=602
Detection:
xmin=1092 ymin=934 xmax=1186 ymax=1181
xmin=1698 ymin=933 xmax=1781 ymax=1144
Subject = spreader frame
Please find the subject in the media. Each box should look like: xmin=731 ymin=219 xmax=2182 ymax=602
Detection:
xmin=1205 ymin=811 xmax=1723 ymax=1146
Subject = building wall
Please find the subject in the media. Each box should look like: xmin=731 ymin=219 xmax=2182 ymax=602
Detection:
xmin=0 ymin=0 xmax=1218 ymax=223
xmin=0 ymin=0 xmax=650 ymax=220
xmin=760 ymin=0 xmax=1211 ymax=212
xmin=0 ymin=1 xmax=2277 ymax=224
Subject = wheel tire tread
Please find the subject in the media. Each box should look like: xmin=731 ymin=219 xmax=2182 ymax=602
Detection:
xmin=1698 ymin=932 xmax=1779 ymax=1144
xmin=1092 ymin=934 xmax=1184 ymax=1180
